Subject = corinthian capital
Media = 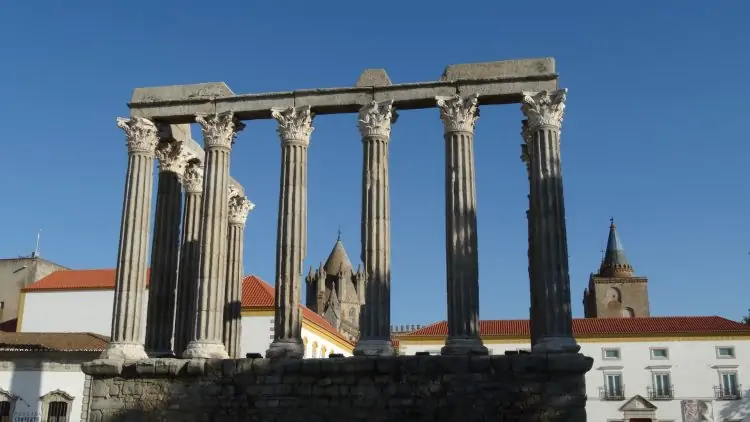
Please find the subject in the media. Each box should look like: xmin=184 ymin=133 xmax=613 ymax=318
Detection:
xmin=521 ymin=89 xmax=567 ymax=131
xmin=358 ymin=100 xmax=397 ymax=139
xmin=436 ymin=94 xmax=480 ymax=133
xmin=271 ymin=106 xmax=314 ymax=146
xmin=155 ymin=141 xmax=189 ymax=175
xmin=228 ymin=194 xmax=255 ymax=226
xmin=183 ymin=161 xmax=204 ymax=193
xmin=195 ymin=112 xmax=245 ymax=150
xmin=116 ymin=117 xmax=159 ymax=155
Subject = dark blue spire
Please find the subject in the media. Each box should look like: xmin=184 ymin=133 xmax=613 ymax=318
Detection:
xmin=599 ymin=218 xmax=634 ymax=277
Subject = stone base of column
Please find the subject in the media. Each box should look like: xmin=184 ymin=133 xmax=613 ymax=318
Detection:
xmin=266 ymin=340 xmax=304 ymax=359
xmin=182 ymin=341 xmax=229 ymax=359
xmin=353 ymin=339 xmax=395 ymax=357
xmin=147 ymin=350 xmax=175 ymax=358
xmin=441 ymin=337 xmax=489 ymax=356
xmin=532 ymin=336 xmax=581 ymax=354
xmin=99 ymin=342 xmax=148 ymax=361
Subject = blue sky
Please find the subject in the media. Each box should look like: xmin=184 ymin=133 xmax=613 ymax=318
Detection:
xmin=1 ymin=1 xmax=748 ymax=325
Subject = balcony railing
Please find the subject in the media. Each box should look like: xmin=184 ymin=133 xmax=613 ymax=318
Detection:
xmin=714 ymin=385 xmax=742 ymax=400
xmin=598 ymin=386 xmax=625 ymax=401
xmin=647 ymin=385 xmax=674 ymax=400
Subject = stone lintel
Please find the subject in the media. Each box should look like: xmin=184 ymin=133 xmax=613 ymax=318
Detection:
xmin=441 ymin=58 xmax=555 ymax=81
xmin=128 ymin=59 xmax=558 ymax=123
xmin=131 ymin=82 xmax=235 ymax=103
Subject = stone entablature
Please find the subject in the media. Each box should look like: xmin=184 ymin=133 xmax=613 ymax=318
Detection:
xmin=82 ymin=353 xmax=591 ymax=422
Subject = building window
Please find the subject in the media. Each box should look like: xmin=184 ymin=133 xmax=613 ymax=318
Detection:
xmin=0 ymin=401 xmax=10 ymax=422
xmin=714 ymin=371 xmax=741 ymax=400
xmin=0 ymin=389 xmax=18 ymax=422
xmin=650 ymin=347 xmax=669 ymax=360
xmin=649 ymin=372 xmax=673 ymax=400
xmin=40 ymin=390 xmax=74 ymax=422
xmin=716 ymin=346 xmax=736 ymax=359
xmin=600 ymin=373 xmax=624 ymax=400
xmin=602 ymin=348 xmax=621 ymax=360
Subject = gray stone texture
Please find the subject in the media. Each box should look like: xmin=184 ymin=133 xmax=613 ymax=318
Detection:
xmin=266 ymin=106 xmax=313 ymax=360
xmin=436 ymin=94 xmax=487 ymax=356
xmin=440 ymin=58 xmax=555 ymax=81
xmin=145 ymin=141 xmax=188 ymax=356
xmin=521 ymin=90 xmax=578 ymax=354
xmin=81 ymin=354 xmax=592 ymax=422
xmin=354 ymin=101 xmax=396 ymax=356
xmin=355 ymin=69 xmax=392 ymax=87
xmin=173 ymin=162 xmax=204 ymax=357
xmin=102 ymin=117 xmax=160 ymax=361
xmin=224 ymin=194 xmax=252 ymax=358
xmin=183 ymin=113 xmax=244 ymax=359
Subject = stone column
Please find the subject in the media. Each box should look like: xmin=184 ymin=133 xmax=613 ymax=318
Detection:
xmin=266 ymin=106 xmax=313 ymax=359
xmin=521 ymin=121 xmax=543 ymax=347
xmin=521 ymin=89 xmax=579 ymax=354
xmin=436 ymin=94 xmax=488 ymax=356
xmin=223 ymin=191 xmax=254 ymax=358
xmin=173 ymin=161 xmax=203 ymax=357
xmin=144 ymin=141 xmax=188 ymax=357
xmin=183 ymin=112 xmax=244 ymax=359
xmin=353 ymin=100 xmax=396 ymax=356
xmin=101 ymin=117 xmax=159 ymax=361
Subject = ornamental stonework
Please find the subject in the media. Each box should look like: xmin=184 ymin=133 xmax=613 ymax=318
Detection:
xmin=436 ymin=94 xmax=480 ymax=133
xmin=521 ymin=89 xmax=567 ymax=131
xmin=271 ymin=106 xmax=314 ymax=145
xmin=195 ymin=112 xmax=245 ymax=149
xmin=183 ymin=161 xmax=203 ymax=193
xmin=228 ymin=195 xmax=254 ymax=225
xmin=116 ymin=117 xmax=159 ymax=155
xmin=155 ymin=141 xmax=189 ymax=174
xmin=358 ymin=100 xmax=396 ymax=139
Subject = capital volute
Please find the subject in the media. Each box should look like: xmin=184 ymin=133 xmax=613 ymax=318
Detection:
xmin=271 ymin=106 xmax=314 ymax=146
xmin=195 ymin=112 xmax=245 ymax=150
xmin=228 ymin=194 xmax=255 ymax=226
xmin=358 ymin=100 xmax=397 ymax=139
xmin=521 ymin=89 xmax=567 ymax=131
xmin=155 ymin=141 xmax=190 ymax=175
xmin=436 ymin=94 xmax=480 ymax=133
xmin=117 ymin=117 xmax=159 ymax=155
xmin=182 ymin=161 xmax=204 ymax=193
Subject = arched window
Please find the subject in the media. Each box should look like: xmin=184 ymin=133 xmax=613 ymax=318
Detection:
xmin=312 ymin=342 xmax=319 ymax=358
xmin=40 ymin=390 xmax=74 ymax=422
xmin=605 ymin=287 xmax=622 ymax=304
xmin=622 ymin=307 xmax=635 ymax=318
xmin=0 ymin=388 xmax=18 ymax=422
xmin=321 ymin=346 xmax=327 ymax=358
xmin=302 ymin=337 xmax=309 ymax=358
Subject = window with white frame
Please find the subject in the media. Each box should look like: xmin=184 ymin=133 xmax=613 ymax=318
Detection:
xmin=604 ymin=372 xmax=624 ymax=398
xmin=40 ymin=390 xmax=74 ymax=422
xmin=0 ymin=401 xmax=10 ymax=422
xmin=716 ymin=346 xmax=736 ymax=359
xmin=720 ymin=371 xmax=740 ymax=397
xmin=0 ymin=388 xmax=17 ymax=422
xmin=650 ymin=347 xmax=669 ymax=360
xmin=652 ymin=372 xmax=672 ymax=398
xmin=602 ymin=348 xmax=621 ymax=360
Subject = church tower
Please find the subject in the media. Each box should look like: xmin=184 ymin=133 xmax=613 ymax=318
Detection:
xmin=305 ymin=234 xmax=366 ymax=341
xmin=583 ymin=219 xmax=650 ymax=318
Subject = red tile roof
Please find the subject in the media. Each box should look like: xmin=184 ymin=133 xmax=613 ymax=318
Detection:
xmin=0 ymin=332 xmax=109 ymax=351
xmin=406 ymin=316 xmax=750 ymax=337
xmin=23 ymin=270 xmax=353 ymax=347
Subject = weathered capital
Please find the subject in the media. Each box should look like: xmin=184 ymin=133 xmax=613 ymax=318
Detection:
xmin=271 ymin=106 xmax=314 ymax=146
xmin=183 ymin=161 xmax=204 ymax=193
xmin=155 ymin=141 xmax=189 ymax=174
xmin=117 ymin=117 xmax=159 ymax=155
xmin=195 ymin=112 xmax=245 ymax=150
xmin=228 ymin=194 xmax=255 ymax=226
xmin=358 ymin=100 xmax=396 ymax=139
xmin=521 ymin=89 xmax=567 ymax=131
xmin=436 ymin=94 xmax=479 ymax=133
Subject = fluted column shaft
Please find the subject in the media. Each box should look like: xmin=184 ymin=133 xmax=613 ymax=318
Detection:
xmin=436 ymin=94 xmax=487 ymax=356
xmin=223 ymin=193 xmax=253 ymax=358
xmin=145 ymin=141 xmax=187 ymax=356
xmin=521 ymin=124 xmax=543 ymax=347
xmin=266 ymin=106 xmax=313 ymax=360
xmin=521 ymin=89 xmax=579 ymax=354
xmin=354 ymin=101 xmax=396 ymax=356
xmin=102 ymin=117 xmax=159 ymax=361
xmin=173 ymin=162 xmax=203 ymax=357
xmin=183 ymin=112 xmax=244 ymax=359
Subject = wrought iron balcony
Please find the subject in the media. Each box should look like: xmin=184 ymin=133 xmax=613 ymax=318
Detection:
xmin=647 ymin=385 xmax=674 ymax=400
xmin=714 ymin=385 xmax=742 ymax=400
xmin=598 ymin=386 xmax=625 ymax=401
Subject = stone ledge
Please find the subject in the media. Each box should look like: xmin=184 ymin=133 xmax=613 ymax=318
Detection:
xmin=82 ymin=354 xmax=592 ymax=379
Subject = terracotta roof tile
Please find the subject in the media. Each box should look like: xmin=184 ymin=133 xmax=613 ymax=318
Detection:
xmin=0 ymin=332 xmax=109 ymax=351
xmin=407 ymin=316 xmax=750 ymax=337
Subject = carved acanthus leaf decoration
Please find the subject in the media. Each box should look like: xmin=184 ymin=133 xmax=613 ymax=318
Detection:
xmin=195 ymin=112 xmax=245 ymax=149
xmin=358 ymin=100 xmax=396 ymax=138
xmin=183 ymin=161 xmax=204 ymax=193
xmin=155 ymin=141 xmax=189 ymax=174
xmin=116 ymin=117 xmax=159 ymax=155
xmin=436 ymin=94 xmax=480 ymax=133
xmin=271 ymin=106 xmax=314 ymax=145
xmin=521 ymin=89 xmax=567 ymax=130
xmin=228 ymin=195 xmax=255 ymax=225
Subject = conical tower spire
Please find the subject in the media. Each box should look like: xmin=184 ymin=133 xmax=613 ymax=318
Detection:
xmin=598 ymin=218 xmax=634 ymax=277
xmin=324 ymin=232 xmax=353 ymax=275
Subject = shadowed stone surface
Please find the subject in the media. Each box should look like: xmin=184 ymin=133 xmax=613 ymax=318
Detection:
xmin=81 ymin=354 xmax=591 ymax=422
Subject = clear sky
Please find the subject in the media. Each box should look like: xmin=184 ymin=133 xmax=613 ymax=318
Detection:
xmin=1 ymin=1 xmax=748 ymax=325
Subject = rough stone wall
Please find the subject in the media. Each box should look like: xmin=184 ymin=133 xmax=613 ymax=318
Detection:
xmin=591 ymin=276 xmax=650 ymax=318
xmin=82 ymin=353 xmax=592 ymax=422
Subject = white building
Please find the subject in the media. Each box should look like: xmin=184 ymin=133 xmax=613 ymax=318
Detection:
xmin=396 ymin=317 xmax=750 ymax=422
